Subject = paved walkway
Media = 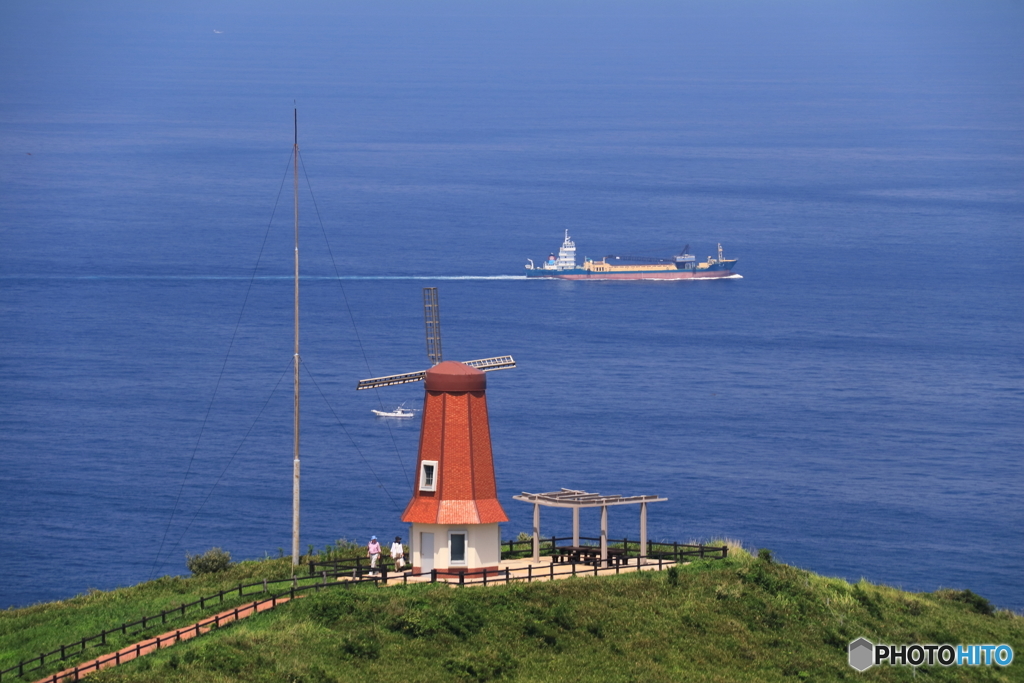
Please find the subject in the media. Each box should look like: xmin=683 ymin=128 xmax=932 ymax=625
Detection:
xmin=34 ymin=594 xmax=296 ymax=683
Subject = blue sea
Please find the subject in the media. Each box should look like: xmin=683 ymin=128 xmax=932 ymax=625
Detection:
xmin=1 ymin=2 xmax=1022 ymax=612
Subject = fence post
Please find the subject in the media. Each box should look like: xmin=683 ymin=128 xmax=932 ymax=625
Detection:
xmin=382 ymin=566 xmax=388 ymax=586
xmin=483 ymin=569 xmax=487 ymax=586
xmin=593 ymin=562 xmax=598 ymax=577
xmin=61 ymin=644 xmax=65 ymax=660
xmin=659 ymin=556 xmax=663 ymax=571
xmin=161 ymin=610 xmax=166 ymax=624
xmin=674 ymin=541 xmax=678 ymax=560
xmin=263 ymin=579 xmax=268 ymax=592
xmin=431 ymin=569 xmax=437 ymax=583
xmin=572 ymin=562 xmax=576 ymax=578
xmin=142 ymin=615 xmax=147 ymax=629
xmin=722 ymin=545 xmax=728 ymax=558
xmin=549 ymin=562 xmax=553 ymax=581
xmin=528 ymin=565 xmax=532 ymax=583
xmin=459 ymin=572 xmax=465 ymax=587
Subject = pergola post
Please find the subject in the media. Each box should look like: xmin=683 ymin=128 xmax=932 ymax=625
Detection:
xmin=640 ymin=501 xmax=648 ymax=562
xmin=600 ymin=505 xmax=608 ymax=567
xmin=512 ymin=490 xmax=667 ymax=568
xmin=532 ymin=502 xmax=540 ymax=563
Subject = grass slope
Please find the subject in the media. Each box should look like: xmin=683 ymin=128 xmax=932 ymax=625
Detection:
xmin=11 ymin=550 xmax=1019 ymax=683
xmin=0 ymin=559 xmax=296 ymax=673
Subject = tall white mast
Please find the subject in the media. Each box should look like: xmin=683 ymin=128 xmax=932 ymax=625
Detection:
xmin=292 ymin=109 xmax=301 ymax=567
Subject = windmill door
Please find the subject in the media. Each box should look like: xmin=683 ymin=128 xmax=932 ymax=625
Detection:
xmin=420 ymin=532 xmax=434 ymax=573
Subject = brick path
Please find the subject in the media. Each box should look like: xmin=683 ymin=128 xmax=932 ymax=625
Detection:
xmin=34 ymin=594 xmax=295 ymax=683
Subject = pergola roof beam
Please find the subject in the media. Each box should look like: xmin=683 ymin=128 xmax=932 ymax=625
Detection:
xmin=513 ymin=490 xmax=667 ymax=509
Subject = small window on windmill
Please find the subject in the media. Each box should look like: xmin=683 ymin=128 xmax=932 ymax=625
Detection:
xmin=419 ymin=460 xmax=438 ymax=492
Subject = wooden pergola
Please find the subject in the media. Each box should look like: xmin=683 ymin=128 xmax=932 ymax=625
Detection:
xmin=512 ymin=489 xmax=668 ymax=566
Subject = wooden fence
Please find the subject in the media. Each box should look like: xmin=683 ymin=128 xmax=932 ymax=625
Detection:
xmin=2 ymin=539 xmax=726 ymax=682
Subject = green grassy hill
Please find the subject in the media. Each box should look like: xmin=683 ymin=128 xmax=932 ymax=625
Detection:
xmin=2 ymin=548 xmax=1021 ymax=682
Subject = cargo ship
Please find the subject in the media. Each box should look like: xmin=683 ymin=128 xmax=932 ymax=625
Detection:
xmin=524 ymin=231 xmax=739 ymax=280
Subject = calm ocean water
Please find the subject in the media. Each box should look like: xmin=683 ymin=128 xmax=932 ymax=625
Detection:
xmin=1 ymin=2 xmax=1022 ymax=611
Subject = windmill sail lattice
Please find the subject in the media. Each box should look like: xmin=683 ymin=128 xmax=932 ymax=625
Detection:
xmin=356 ymin=356 xmax=516 ymax=390
xmin=355 ymin=287 xmax=515 ymax=390
xmin=424 ymin=287 xmax=443 ymax=365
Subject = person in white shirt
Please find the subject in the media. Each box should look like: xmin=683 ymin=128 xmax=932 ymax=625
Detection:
xmin=391 ymin=536 xmax=405 ymax=570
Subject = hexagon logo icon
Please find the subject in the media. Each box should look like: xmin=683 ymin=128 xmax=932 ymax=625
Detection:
xmin=848 ymin=637 xmax=874 ymax=671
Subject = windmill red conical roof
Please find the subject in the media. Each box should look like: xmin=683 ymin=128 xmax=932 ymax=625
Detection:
xmin=424 ymin=361 xmax=486 ymax=392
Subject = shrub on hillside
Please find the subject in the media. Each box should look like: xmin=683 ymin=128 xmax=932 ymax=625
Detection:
xmin=666 ymin=565 xmax=680 ymax=586
xmin=186 ymin=547 xmax=232 ymax=576
xmin=937 ymin=588 xmax=995 ymax=616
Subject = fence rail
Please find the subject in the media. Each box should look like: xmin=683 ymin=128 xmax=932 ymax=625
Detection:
xmin=0 ymin=571 xmax=345 ymax=683
xmin=2 ymin=539 xmax=726 ymax=682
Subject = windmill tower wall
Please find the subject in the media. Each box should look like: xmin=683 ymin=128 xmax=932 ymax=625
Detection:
xmin=402 ymin=361 xmax=508 ymax=575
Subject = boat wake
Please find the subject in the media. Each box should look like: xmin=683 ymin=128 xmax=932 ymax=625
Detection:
xmin=2 ymin=275 xmax=530 ymax=281
xmin=6 ymin=274 xmax=740 ymax=282
xmin=331 ymin=275 xmax=529 ymax=281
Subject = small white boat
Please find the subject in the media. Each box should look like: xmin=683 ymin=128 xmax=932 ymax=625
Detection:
xmin=371 ymin=405 xmax=417 ymax=418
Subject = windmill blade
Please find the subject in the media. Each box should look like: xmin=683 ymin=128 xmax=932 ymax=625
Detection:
xmin=423 ymin=287 xmax=442 ymax=365
xmin=463 ymin=356 xmax=517 ymax=372
xmin=356 ymin=369 xmax=427 ymax=390
xmin=355 ymin=356 xmax=516 ymax=391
